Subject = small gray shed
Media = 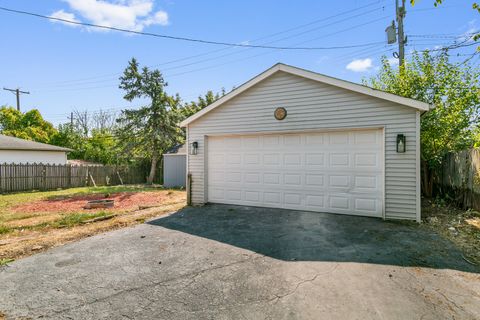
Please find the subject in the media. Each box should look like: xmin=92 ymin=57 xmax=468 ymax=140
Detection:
xmin=163 ymin=145 xmax=186 ymax=188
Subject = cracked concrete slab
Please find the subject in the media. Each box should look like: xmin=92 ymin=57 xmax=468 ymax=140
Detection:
xmin=1 ymin=204 xmax=479 ymax=319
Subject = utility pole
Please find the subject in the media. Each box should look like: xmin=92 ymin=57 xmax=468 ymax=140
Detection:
xmin=70 ymin=112 xmax=74 ymax=132
xmin=3 ymin=87 xmax=30 ymax=111
xmin=396 ymin=0 xmax=407 ymax=67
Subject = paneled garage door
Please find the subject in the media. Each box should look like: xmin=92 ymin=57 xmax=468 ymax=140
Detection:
xmin=207 ymin=129 xmax=384 ymax=217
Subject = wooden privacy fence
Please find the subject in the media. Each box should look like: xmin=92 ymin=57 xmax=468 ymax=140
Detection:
xmin=434 ymin=149 xmax=480 ymax=211
xmin=0 ymin=163 xmax=147 ymax=193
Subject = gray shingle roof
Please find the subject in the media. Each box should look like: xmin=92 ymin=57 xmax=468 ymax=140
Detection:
xmin=0 ymin=134 xmax=73 ymax=152
xmin=165 ymin=144 xmax=186 ymax=155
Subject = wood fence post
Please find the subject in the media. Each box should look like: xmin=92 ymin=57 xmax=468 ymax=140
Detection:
xmin=85 ymin=166 xmax=89 ymax=187
xmin=67 ymin=164 xmax=72 ymax=188
xmin=43 ymin=164 xmax=47 ymax=191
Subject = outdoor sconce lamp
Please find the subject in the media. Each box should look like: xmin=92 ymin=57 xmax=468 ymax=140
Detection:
xmin=190 ymin=141 xmax=198 ymax=155
xmin=396 ymin=134 xmax=406 ymax=153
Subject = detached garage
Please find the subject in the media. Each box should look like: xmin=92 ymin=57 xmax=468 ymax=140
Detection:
xmin=181 ymin=63 xmax=430 ymax=221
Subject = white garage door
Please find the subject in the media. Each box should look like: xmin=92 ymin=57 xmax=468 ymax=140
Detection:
xmin=207 ymin=129 xmax=384 ymax=217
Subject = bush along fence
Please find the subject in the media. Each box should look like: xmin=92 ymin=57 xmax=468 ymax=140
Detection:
xmin=0 ymin=163 xmax=148 ymax=193
xmin=433 ymin=149 xmax=480 ymax=211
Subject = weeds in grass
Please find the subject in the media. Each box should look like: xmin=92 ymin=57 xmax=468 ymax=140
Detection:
xmin=51 ymin=211 xmax=110 ymax=228
xmin=0 ymin=225 xmax=12 ymax=235
xmin=43 ymin=185 xmax=163 ymax=201
xmin=0 ymin=258 xmax=14 ymax=266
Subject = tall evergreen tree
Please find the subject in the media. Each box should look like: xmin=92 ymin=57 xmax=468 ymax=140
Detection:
xmin=116 ymin=58 xmax=182 ymax=184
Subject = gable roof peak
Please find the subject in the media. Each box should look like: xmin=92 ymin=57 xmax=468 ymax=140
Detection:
xmin=180 ymin=63 xmax=431 ymax=127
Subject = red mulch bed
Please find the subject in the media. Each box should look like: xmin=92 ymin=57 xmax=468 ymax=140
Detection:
xmin=12 ymin=192 xmax=172 ymax=213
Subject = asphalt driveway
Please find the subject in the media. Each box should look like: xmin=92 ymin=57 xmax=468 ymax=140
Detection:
xmin=1 ymin=204 xmax=479 ymax=319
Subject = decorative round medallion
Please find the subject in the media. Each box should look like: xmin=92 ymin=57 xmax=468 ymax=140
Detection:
xmin=274 ymin=107 xmax=287 ymax=120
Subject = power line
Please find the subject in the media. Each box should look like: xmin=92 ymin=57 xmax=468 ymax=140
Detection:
xmin=43 ymin=105 xmax=145 ymax=117
xmin=43 ymin=36 xmax=478 ymax=95
xmin=409 ymin=4 xmax=472 ymax=13
xmin=409 ymin=34 xmax=476 ymax=39
xmin=335 ymin=43 xmax=388 ymax=60
xmin=38 ymin=15 xmax=390 ymax=92
xmin=0 ymin=5 xmax=387 ymax=51
xmin=29 ymin=1 xmax=388 ymax=89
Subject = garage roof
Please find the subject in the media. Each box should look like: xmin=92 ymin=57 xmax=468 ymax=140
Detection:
xmin=0 ymin=134 xmax=73 ymax=152
xmin=180 ymin=63 xmax=431 ymax=127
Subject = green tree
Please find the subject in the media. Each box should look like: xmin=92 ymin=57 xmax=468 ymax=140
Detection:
xmin=0 ymin=107 xmax=58 ymax=143
xmin=116 ymin=58 xmax=182 ymax=184
xmin=83 ymin=130 xmax=118 ymax=164
xmin=365 ymin=51 xmax=480 ymax=196
xmin=181 ymin=89 xmax=225 ymax=119
xmin=50 ymin=123 xmax=85 ymax=159
xmin=51 ymin=125 xmax=119 ymax=164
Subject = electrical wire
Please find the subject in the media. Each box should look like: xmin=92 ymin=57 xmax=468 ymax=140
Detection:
xmin=32 ymin=2 xmax=390 ymax=89
xmin=38 ymin=14 xmax=390 ymax=93
xmin=0 ymin=5 xmax=387 ymax=51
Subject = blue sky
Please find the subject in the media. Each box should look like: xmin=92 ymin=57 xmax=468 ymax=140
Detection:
xmin=0 ymin=0 xmax=477 ymax=125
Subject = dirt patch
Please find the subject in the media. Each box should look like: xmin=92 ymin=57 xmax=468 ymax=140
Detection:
xmin=5 ymin=214 xmax=60 ymax=228
xmin=422 ymin=198 xmax=480 ymax=266
xmin=0 ymin=189 xmax=186 ymax=262
xmin=0 ymin=201 xmax=185 ymax=261
xmin=465 ymin=217 xmax=480 ymax=229
xmin=12 ymin=191 xmax=174 ymax=214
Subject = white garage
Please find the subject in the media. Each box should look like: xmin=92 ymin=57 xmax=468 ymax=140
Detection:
xmin=207 ymin=130 xmax=383 ymax=217
xmin=0 ymin=134 xmax=72 ymax=165
xmin=181 ymin=63 xmax=430 ymax=221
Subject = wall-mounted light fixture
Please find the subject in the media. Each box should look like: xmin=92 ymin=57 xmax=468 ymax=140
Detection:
xmin=190 ymin=141 xmax=198 ymax=155
xmin=396 ymin=134 xmax=406 ymax=153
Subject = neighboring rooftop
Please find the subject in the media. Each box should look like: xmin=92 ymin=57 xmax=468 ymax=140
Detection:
xmin=165 ymin=144 xmax=186 ymax=155
xmin=0 ymin=134 xmax=73 ymax=152
xmin=67 ymin=159 xmax=103 ymax=166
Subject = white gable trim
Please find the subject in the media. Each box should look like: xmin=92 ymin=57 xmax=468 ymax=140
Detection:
xmin=180 ymin=63 xmax=431 ymax=127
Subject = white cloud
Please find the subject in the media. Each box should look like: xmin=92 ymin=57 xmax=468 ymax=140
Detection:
xmin=142 ymin=11 xmax=169 ymax=27
xmin=51 ymin=0 xmax=169 ymax=32
xmin=50 ymin=9 xmax=81 ymax=27
xmin=346 ymin=58 xmax=373 ymax=72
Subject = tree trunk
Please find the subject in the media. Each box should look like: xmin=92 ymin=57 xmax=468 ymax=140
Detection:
xmin=421 ymin=160 xmax=433 ymax=198
xmin=147 ymin=154 xmax=158 ymax=185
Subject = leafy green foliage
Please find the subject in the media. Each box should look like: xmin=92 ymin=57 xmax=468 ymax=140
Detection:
xmin=0 ymin=107 xmax=58 ymax=143
xmin=0 ymin=224 xmax=12 ymax=235
xmin=0 ymin=258 xmax=14 ymax=266
xmin=50 ymin=124 xmax=85 ymax=159
xmin=52 ymin=211 xmax=110 ymax=228
xmin=365 ymin=51 xmax=480 ymax=195
xmin=50 ymin=122 xmax=119 ymax=164
xmin=181 ymin=89 xmax=225 ymax=119
xmin=474 ymin=127 xmax=480 ymax=148
xmin=116 ymin=58 xmax=183 ymax=183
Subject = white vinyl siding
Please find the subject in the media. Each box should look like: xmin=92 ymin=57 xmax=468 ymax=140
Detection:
xmin=188 ymin=71 xmax=418 ymax=220
xmin=0 ymin=150 xmax=67 ymax=165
